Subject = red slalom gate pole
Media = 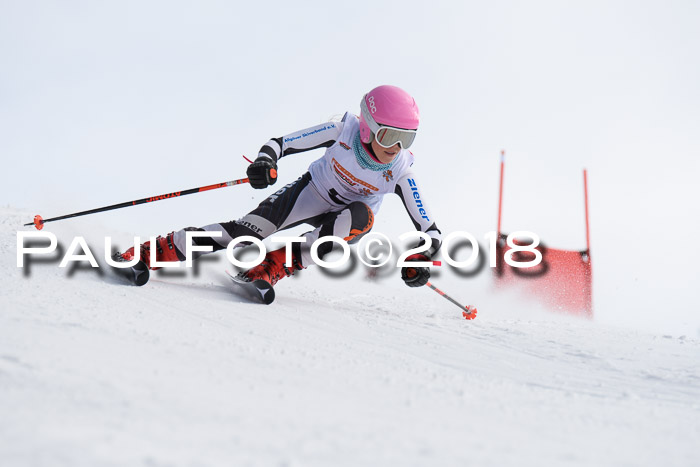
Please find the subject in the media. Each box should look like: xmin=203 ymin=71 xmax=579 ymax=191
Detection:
xmin=497 ymin=150 xmax=505 ymax=238
xmin=425 ymin=281 xmax=478 ymax=320
xmin=24 ymin=176 xmax=257 ymax=230
xmin=583 ymin=169 xmax=591 ymax=253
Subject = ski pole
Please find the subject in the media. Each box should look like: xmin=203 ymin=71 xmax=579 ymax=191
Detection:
xmin=24 ymin=175 xmax=260 ymax=230
xmin=426 ymin=281 xmax=478 ymax=320
xmin=405 ymin=266 xmax=477 ymax=320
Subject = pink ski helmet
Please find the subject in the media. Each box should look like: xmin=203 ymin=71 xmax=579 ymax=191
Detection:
xmin=359 ymin=85 xmax=420 ymax=149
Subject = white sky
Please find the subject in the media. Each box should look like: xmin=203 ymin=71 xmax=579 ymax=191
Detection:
xmin=1 ymin=1 xmax=699 ymax=333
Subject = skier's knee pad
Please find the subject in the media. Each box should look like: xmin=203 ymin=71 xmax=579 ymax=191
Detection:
xmin=345 ymin=201 xmax=374 ymax=244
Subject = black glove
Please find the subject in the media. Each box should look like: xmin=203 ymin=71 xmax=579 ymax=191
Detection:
xmin=246 ymin=158 xmax=278 ymax=189
xmin=401 ymin=253 xmax=431 ymax=288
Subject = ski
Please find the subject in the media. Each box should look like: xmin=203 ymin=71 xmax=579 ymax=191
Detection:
xmin=225 ymin=270 xmax=275 ymax=305
xmin=110 ymin=252 xmax=150 ymax=286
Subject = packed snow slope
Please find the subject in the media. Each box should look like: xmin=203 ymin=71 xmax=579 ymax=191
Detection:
xmin=2 ymin=206 xmax=699 ymax=467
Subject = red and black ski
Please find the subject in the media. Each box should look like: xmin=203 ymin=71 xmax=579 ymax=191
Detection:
xmin=110 ymin=252 xmax=150 ymax=286
xmin=225 ymin=270 xmax=275 ymax=305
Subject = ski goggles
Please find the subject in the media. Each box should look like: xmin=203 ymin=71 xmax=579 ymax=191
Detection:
xmin=360 ymin=98 xmax=417 ymax=149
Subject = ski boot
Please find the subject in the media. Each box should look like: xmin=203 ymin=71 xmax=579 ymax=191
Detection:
xmin=117 ymin=233 xmax=180 ymax=270
xmin=241 ymin=247 xmax=304 ymax=286
xmin=112 ymin=233 xmax=180 ymax=285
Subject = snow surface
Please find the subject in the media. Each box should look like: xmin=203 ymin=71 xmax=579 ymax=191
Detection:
xmin=2 ymin=206 xmax=699 ymax=466
xmin=2 ymin=2 xmax=700 ymax=464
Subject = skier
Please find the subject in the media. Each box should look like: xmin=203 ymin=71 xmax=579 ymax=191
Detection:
xmin=117 ymin=85 xmax=441 ymax=289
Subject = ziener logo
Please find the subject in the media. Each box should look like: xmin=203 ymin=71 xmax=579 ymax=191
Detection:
xmin=407 ymin=178 xmax=429 ymax=221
